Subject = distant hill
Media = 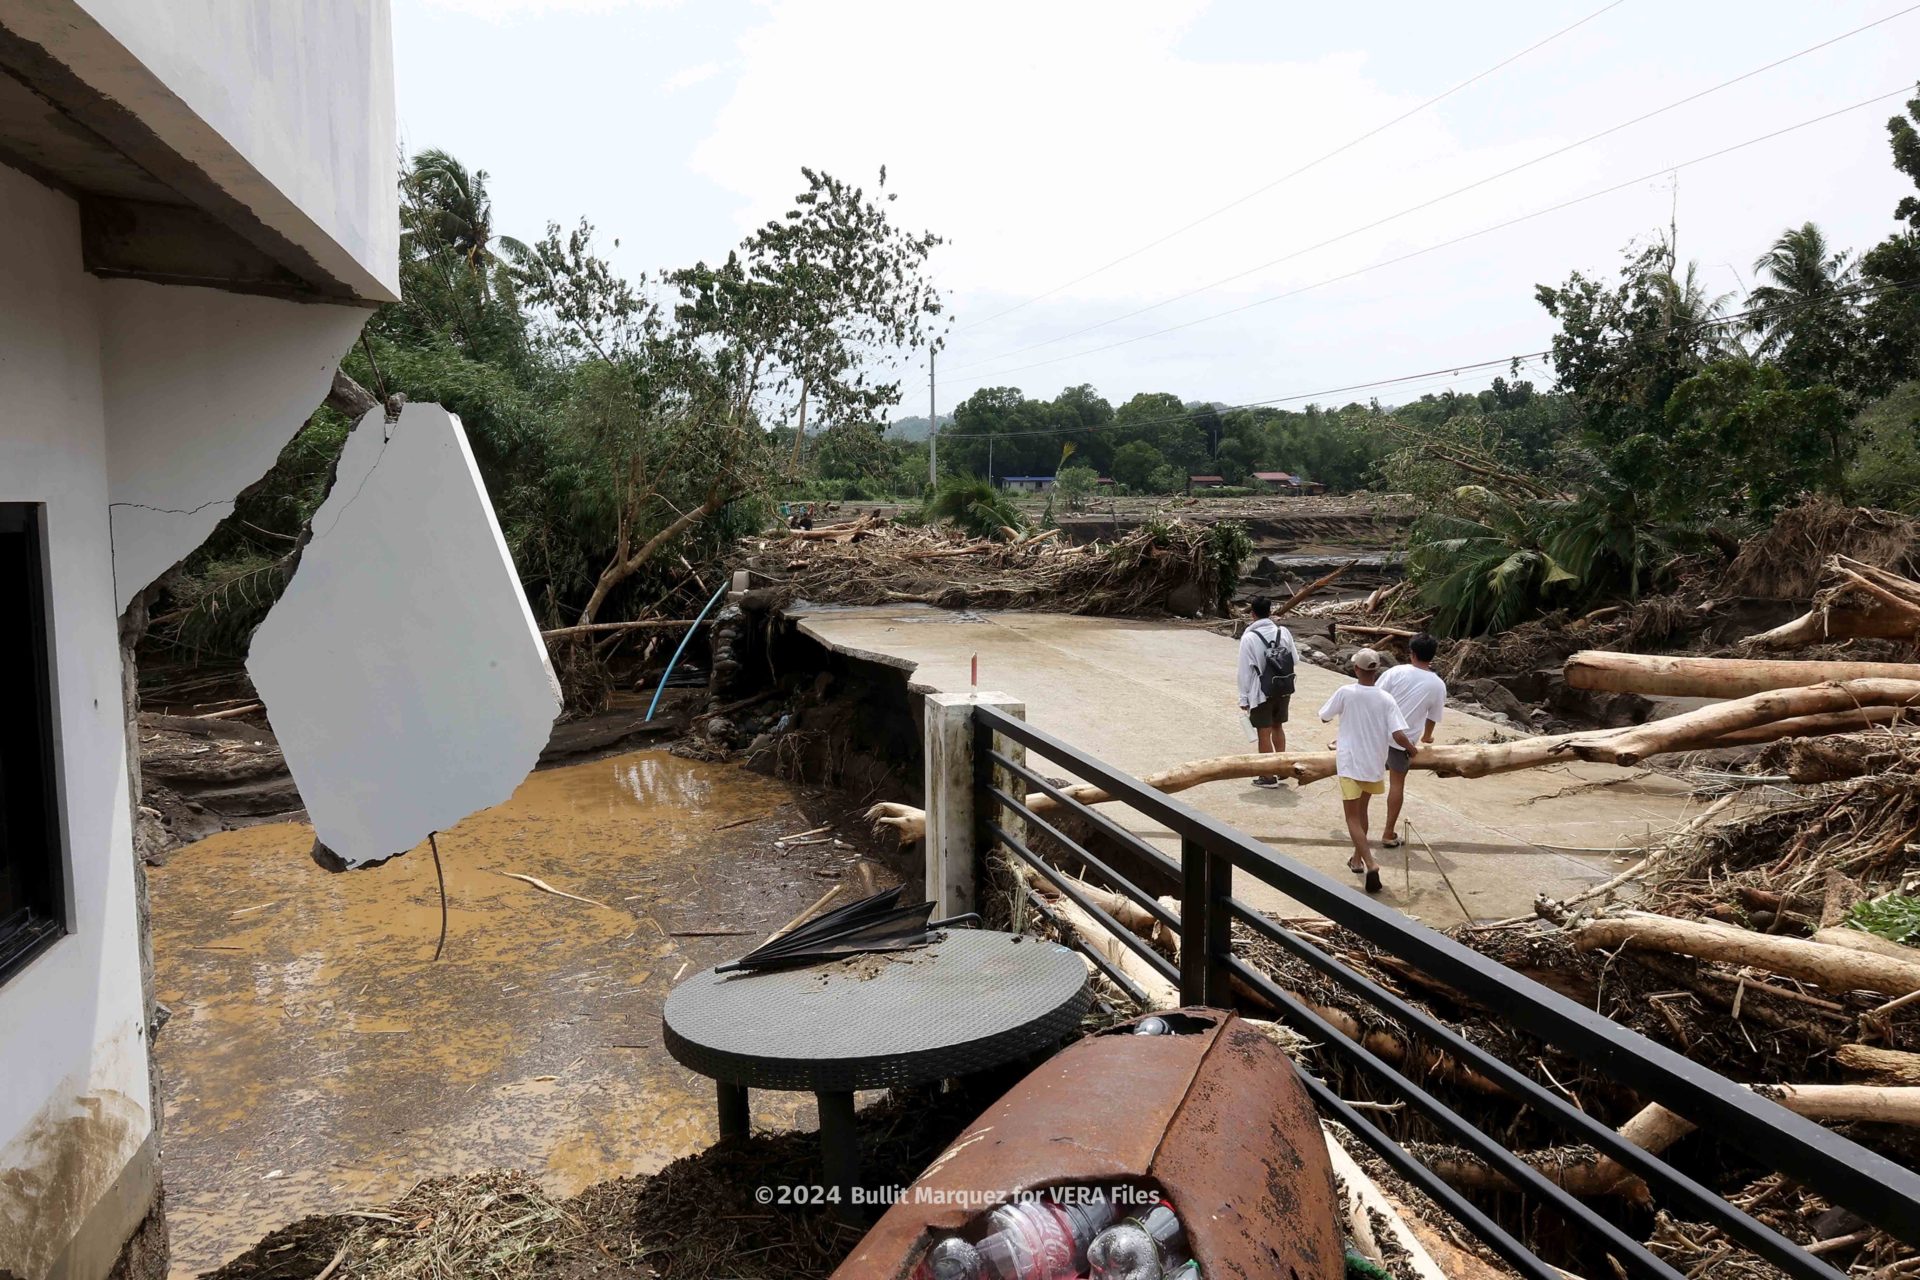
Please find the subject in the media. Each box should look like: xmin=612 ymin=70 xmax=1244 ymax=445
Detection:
xmin=886 ymin=414 xmax=952 ymax=442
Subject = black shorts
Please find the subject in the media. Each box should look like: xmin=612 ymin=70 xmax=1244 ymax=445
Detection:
xmin=1249 ymin=696 xmax=1290 ymax=729
xmin=1387 ymin=746 xmax=1410 ymax=773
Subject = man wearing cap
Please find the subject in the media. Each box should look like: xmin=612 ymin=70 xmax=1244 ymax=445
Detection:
xmin=1317 ymin=648 xmax=1418 ymax=894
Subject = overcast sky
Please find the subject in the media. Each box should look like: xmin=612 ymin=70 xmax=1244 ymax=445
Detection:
xmin=396 ymin=0 xmax=1919 ymax=418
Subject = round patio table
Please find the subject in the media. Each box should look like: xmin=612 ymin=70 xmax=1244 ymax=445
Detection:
xmin=663 ymin=928 xmax=1089 ymax=1206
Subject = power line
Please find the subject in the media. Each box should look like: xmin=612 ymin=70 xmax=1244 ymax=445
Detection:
xmin=932 ymin=277 xmax=1920 ymax=442
xmin=946 ymin=4 xmax=1920 ymax=378
xmin=942 ymin=84 xmax=1916 ymax=392
xmin=953 ymin=0 xmax=1630 ymax=334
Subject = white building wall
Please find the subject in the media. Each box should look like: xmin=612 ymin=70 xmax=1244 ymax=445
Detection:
xmin=6 ymin=0 xmax=401 ymax=299
xmin=102 ymin=282 xmax=370 ymax=613
xmin=0 ymin=166 xmax=153 ymax=1278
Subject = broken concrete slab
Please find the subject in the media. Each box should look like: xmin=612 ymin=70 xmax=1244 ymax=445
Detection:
xmin=102 ymin=280 xmax=368 ymax=611
xmin=245 ymin=403 xmax=561 ymax=867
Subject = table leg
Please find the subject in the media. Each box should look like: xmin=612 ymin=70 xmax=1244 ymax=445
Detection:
xmin=717 ymin=1081 xmax=749 ymax=1141
xmin=816 ymin=1090 xmax=860 ymax=1212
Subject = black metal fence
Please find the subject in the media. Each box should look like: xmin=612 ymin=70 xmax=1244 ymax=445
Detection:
xmin=972 ymin=703 xmax=1920 ymax=1280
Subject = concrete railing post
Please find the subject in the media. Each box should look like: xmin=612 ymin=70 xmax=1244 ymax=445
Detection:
xmin=923 ymin=691 xmax=1024 ymax=918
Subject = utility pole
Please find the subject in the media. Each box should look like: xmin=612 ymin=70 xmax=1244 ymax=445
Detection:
xmin=927 ymin=351 xmax=938 ymax=489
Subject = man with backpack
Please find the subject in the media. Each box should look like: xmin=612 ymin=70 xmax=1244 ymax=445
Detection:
xmin=1236 ymin=596 xmax=1299 ymax=788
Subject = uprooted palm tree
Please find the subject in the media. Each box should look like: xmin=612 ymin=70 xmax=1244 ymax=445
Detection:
xmin=922 ymin=475 xmax=1026 ymax=540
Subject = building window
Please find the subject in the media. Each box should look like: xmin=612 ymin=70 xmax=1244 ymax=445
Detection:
xmin=0 ymin=503 xmax=66 ymax=981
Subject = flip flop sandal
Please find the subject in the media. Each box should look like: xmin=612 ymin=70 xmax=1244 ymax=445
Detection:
xmin=1346 ymin=858 xmax=1366 ymax=875
xmin=1365 ymin=869 xmax=1383 ymax=895
xmin=1381 ymin=836 xmax=1406 ymax=849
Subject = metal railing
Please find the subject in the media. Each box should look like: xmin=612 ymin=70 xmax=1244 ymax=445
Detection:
xmin=971 ymin=703 xmax=1920 ymax=1280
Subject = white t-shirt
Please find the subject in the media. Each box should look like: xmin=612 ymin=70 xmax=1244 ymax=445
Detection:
xmin=1317 ymin=683 xmax=1411 ymax=783
xmin=1377 ymin=664 xmax=1447 ymax=740
xmin=1236 ymin=618 xmax=1299 ymax=709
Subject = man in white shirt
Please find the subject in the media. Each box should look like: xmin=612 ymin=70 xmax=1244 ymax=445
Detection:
xmin=1376 ymin=632 xmax=1447 ymax=851
xmin=1235 ymin=596 xmax=1299 ymax=788
xmin=1317 ymin=648 xmax=1417 ymax=894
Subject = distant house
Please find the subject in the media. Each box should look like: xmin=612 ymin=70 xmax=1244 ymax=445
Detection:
xmin=1188 ymin=475 xmax=1227 ymax=491
xmin=1001 ymin=475 xmax=1055 ymax=493
xmin=1251 ymin=471 xmax=1327 ymax=495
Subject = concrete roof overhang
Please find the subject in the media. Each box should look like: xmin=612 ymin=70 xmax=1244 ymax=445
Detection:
xmin=0 ymin=9 xmax=394 ymax=305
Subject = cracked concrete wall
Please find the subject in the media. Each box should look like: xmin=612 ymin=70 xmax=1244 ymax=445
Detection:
xmin=247 ymin=403 xmax=563 ymax=867
xmin=101 ymin=279 xmax=369 ymax=613
xmin=0 ymin=164 xmax=154 ymax=1280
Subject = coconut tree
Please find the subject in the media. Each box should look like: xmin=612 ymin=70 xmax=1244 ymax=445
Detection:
xmin=1747 ymin=221 xmax=1860 ymax=388
xmin=404 ymin=148 xmax=528 ymax=291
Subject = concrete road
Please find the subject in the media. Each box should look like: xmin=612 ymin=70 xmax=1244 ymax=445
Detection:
xmin=799 ymin=607 xmax=1700 ymax=925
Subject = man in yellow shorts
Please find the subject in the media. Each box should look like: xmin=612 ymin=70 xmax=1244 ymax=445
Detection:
xmin=1317 ymin=648 xmax=1418 ymax=894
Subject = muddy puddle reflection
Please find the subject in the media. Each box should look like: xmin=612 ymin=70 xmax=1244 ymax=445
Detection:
xmin=151 ymin=750 xmax=871 ymax=1277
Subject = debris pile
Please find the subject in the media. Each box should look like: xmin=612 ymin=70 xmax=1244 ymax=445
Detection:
xmin=741 ymin=517 xmax=1243 ymax=617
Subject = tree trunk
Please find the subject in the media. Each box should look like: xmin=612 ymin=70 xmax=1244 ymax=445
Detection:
xmin=1744 ymin=557 xmax=1920 ymax=649
xmin=789 ymin=380 xmax=809 ymax=474
xmin=1835 ymin=1044 xmax=1920 ymax=1086
xmin=579 ymin=490 xmax=729 ymax=625
xmin=1275 ymin=561 xmax=1354 ymax=616
xmin=1812 ymin=926 xmax=1920 ymax=961
xmin=1571 ymin=913 xmax=1920 ymax=996
xmin=868 ymin=680 xmax=1920 ymax=842
xmin=1710 ymin=707 xmax=1910 ymax=745
xmin=1564 ymin=651 xmax=1920 ymax=698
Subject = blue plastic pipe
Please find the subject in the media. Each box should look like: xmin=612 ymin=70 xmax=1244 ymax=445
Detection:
xmin=646 ymin=579 xmax=731 ymax=722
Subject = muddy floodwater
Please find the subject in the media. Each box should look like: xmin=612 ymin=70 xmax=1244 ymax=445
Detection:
xmin=151 ymin=749 xmax=876 ymax=1277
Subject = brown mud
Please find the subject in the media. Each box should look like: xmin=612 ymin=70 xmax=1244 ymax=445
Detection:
xmin=150 ymin=748 xmax=897 ymax=1277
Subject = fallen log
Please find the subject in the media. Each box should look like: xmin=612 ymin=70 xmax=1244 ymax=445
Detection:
xmin=1564 ymin=652 xmax=1920 ymax=698
xmin=542 ymin=617 xmax=705 ymax=640
xmin=868 ymin=679 xmax=1920 ymax=840
xmin=1335 ymin=623 xmax=1418 ymax=640
xmin=1276 ymin=561 xmax=1355 ymax=616
xmin=1572 ymin=913 xmax=1920 ymax=997
xmin=1812 ymin=926 xmax=1920 ymax=962
xmin=1745 ymin=556 xmax=1920 ymax=649
xmin=1711 ymin=707 xmax=1909 ymax=745
xmin=1835 ymin=1044 xmax=1920 ymax=1086
xmin=1324 ymin=1132 xmax=1451 ymax=1280
xmin=1467 ymin=1084 xmax=1920 ymax=1200
xmin=783 ymin=515 xmax=876 ymax=541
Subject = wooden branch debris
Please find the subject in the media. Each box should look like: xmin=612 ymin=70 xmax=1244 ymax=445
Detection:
xmin=1744 ymin=555 xmax=1920 ymax=649
xmin=543 ymin=617 xmax=708 ymax=640
xmin=1835 ymin=1044 xmax=1920 ymax=1085
xmin=1571 ymin=912 xmax=1920 ymax=997
xmin=1275 ymin=561 xmax=1356 ymax=616
xmin=783 ymin=515 xmax=877 ymax=542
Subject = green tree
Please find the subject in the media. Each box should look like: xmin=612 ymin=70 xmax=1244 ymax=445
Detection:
xmin=1747 ymin=222 xmax=1860 ymax=391
xmin=1860 ymin=90 xmax=1920 ymax=395
xmin=1111 ymin=440 xmax=1165 ymax=491
xmin=1055 ymin=463 xmax=1099 ymax=511
xmin=1847 ymin=381 xmax=1920 ymax=512
xmin=1112 ymin=392 xmax=1205 ymax=471
xmin=672 ymin=168 xmax=946 ymax=476
xmin=1662 ymin=360 xmax=1848 ymax=515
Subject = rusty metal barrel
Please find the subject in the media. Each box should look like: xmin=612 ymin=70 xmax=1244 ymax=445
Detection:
xmin=833 ymin=1008 xmax=1341 ymax=1280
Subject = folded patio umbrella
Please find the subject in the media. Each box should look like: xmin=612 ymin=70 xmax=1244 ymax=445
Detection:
xmin=717 ymin=885 xmax=975 ymax=973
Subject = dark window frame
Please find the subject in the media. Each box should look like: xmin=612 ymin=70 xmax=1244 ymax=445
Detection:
xmin=0 ymin=502 xmax=69 ymax=982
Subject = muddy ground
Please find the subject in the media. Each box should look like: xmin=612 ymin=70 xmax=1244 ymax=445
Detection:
xmin=149 ymin=749 xmax=904 ymax=1277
